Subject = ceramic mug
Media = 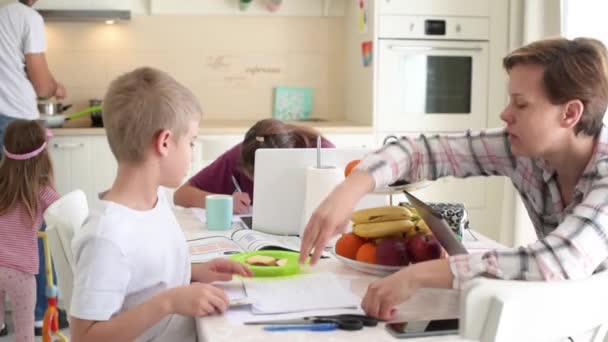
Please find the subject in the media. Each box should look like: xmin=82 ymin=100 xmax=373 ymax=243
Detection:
xmin=206 ymin=194 xmax=233 ymax=230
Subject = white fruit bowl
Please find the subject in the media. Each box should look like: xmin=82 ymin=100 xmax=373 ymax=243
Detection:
xmin=332 ymin=247 xmax=405 ymax=276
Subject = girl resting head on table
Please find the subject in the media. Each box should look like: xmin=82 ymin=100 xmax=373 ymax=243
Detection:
xmin=174 ymin=118 xmax=334 ymax=214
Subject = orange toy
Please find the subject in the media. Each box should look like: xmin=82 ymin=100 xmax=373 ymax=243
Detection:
xmin=38 ymin=232 xmax=68 ymax=342
xmin=344 ymin=159 xmax=361 ymax=177
xmin=356 ymin=242 xmax=377 ymax=264
xmin=335 ymin=233 xmax=366 ymax=260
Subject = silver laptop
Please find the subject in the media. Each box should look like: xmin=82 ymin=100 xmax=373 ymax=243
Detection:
xmin=403 ymin=190 xmax=468 ymax=256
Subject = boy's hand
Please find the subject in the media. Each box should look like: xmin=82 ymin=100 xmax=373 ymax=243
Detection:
xmin=191 ymin=259 xmax=253 ymax=283
xmin=168 ymin=283 xmax=229 ymax=316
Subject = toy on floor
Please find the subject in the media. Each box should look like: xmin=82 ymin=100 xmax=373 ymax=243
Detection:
xmin=38 ymin=231 xmax=68 ymax=342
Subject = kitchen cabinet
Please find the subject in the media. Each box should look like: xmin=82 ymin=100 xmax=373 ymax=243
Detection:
xmin=150 ymin=0 xmax=345 ymax=16
xmin=324 ymin=133 xmax=375 ymax=149
xmin=50 ymin=133 xmax=205 ymax=204
xmin=376 ymin=0 xmax=489 ymax=17
xmin=48 ymin=136 xmax=117 ymax=204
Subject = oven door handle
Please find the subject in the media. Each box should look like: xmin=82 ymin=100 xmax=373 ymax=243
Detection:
xmin=388 ymin=45 xmax=483 ymax=52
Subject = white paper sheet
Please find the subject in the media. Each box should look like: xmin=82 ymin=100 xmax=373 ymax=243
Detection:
xmin=243 ymin=272 xmax=359 ymax=314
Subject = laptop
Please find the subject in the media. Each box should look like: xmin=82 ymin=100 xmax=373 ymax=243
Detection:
xmin=403 ymin=190 xmax=468 ymax=256
xmin=252 ymin=148 xmax=388 ymax=235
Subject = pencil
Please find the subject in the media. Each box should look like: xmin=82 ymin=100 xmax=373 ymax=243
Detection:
xmin=231 ymin=175 xmax=243 ymax=193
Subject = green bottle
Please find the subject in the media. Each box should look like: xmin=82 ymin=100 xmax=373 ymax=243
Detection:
xmin=239 ymin=0 xmax=253 ymax=11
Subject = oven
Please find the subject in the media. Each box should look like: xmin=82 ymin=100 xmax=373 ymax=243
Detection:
xmin=376 ymin=16 xmax=490 ymax=132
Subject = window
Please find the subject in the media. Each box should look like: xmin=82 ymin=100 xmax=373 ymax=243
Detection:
xmin=562 ymin=0 xmax=608 ymax=42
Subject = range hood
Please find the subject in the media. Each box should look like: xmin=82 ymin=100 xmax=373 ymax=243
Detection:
xmin=33 ymin=0 xmax=131 ymax=22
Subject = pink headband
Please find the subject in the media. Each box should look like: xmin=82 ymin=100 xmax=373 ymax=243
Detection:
xmin=2 ymin=129 xmax=53 ymax=160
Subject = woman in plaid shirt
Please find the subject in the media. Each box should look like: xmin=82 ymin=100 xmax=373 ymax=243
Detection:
xmin=299 ymin=37 xmax=608 ymax=320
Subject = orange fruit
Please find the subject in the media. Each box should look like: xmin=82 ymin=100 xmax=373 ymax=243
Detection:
xmin=344 ymin=159 xmax=361 ymax=177
xmin=356 ymin=242 xmax=377 ymax=264
xmin=335 ymin=233 xmax=366 ymax=260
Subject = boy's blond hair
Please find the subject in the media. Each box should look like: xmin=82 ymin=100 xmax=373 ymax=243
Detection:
xmin=103 ymin=67 xmax=202 ymax=162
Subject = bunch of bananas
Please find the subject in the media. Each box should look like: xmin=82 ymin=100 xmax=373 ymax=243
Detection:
xmin=351 ymin=205 xmax=431 ymax=238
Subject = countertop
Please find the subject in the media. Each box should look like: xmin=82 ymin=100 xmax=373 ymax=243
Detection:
xmin=51 ymin=118 xmax=374 ymax=136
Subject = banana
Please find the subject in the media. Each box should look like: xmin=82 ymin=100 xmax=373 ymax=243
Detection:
xmin=351 ymin=206 xmax=413 ymax=224
xmin=405 ymin=220 xmax=432 ymax=238
xmin=353 ymin=219 xmax=415 ymax=238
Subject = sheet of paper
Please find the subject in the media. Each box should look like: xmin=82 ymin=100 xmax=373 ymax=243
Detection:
xmin=214 ymin=279 xmax=251 ymax=306
xmin=243 ymin=272 xmax=359 ymax=314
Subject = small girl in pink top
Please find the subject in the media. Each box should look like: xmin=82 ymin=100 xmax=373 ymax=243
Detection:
xmin=0 ymin=120 xmax=59 ymax=342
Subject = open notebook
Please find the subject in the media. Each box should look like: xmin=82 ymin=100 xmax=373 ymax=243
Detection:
xmin=188 ymin=228 xmax=302 ymax=263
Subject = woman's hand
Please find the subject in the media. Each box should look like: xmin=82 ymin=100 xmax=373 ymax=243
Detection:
xmin=191 ymin=258 xmax=253 ymax=283
xmin=362 ymin=259 xmax=454 ymax=320
xmin=299 ymin=171 xmax=375 ymax=265
xmin=233 ymin=192 xmax=251 ymax=214
xmin=361 ymin=269 xmax=417 ymax=321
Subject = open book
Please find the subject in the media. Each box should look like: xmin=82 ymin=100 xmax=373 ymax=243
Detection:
xmin=188 ymin=227 xmax=302 ymax=263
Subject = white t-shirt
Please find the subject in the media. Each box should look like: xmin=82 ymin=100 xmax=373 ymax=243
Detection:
xmin=0 ymin=2 xmax=45 ymax=119
xmin=70 ymin=189 xmax=197 ymax=342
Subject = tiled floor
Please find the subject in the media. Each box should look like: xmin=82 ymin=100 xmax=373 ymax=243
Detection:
xmin=0 ymin=312 xmax=70 ymax=342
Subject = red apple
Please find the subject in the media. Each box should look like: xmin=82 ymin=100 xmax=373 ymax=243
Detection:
xmin=376 ymin=238 xmax=410 ymax=266
xmin=405 ymin=234 xmax=442 ymax=263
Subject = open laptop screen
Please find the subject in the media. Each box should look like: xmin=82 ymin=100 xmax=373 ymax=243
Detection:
xmin=403 ymin=191 xmax=468 ymax=256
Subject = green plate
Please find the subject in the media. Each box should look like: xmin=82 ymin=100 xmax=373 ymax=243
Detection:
xmin=230 ymin=250 xmax=301 ymax=277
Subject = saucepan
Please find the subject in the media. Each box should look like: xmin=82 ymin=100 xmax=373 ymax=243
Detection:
xmin=42 ymin=105 xmax=103 ymax=128
xmin=37 ymin=102 xmax=72 ymax=116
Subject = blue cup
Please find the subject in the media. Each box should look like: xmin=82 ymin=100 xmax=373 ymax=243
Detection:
xmin=206 ymin=195 xmax=233 ymax=230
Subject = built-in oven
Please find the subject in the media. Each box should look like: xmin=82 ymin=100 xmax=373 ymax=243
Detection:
xmin=376 ymin=16 xmax=490 ymax=132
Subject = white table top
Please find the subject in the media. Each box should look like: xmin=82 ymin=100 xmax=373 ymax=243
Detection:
xmin=175 ymin=208 xmax=490 ymax=342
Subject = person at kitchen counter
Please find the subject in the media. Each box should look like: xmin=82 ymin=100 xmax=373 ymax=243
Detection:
xmin=0 ymin=0 xmax=66 ymax=151
xmin=173 ymin=118 xmax=335 ymax=214
xmin=0 ymin=0 xmax=68 ymax=336
xmin=300 ymin=37 xmax=608 ymax=321
xmin=69 ymin=67 xmax=252 ymax=342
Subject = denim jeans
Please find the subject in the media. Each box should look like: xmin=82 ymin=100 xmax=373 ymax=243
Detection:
xmin=0 ymin=113 xmax=15 ymax=158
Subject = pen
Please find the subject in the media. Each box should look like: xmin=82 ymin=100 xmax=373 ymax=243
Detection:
xmin=263 ymin=323 xmax=338 ymax=332
xmin=231 ymin=175 xmax=243 ymax=193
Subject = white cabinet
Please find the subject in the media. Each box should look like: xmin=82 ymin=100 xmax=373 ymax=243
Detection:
xmin=197 ymin=135 xmax=242 ymax=167
xmin=324 ymin=133 xmax=375 ymax=149
xmin=48 ymin=135 xmax=117 ymax=204
xmin=33 ymin=0 xmax=129 ymax=10
xmin=48 ymin=136 xmax=94 ymax=203
xmin=376 ymin=0 xmax=489 ymax=17
xmin=150 ymin=0 xmax=345 ymax=16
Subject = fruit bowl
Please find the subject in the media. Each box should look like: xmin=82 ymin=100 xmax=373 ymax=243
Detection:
xmin=332 ymin=247 xmax=404 ymax=276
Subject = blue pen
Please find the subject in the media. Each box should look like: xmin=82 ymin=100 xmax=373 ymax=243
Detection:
xmin=263 ymin=323 xmax=339 ymax=332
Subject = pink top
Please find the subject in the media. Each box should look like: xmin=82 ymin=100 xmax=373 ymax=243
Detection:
xmin=0 ymin=186 xmax=60 ymax=274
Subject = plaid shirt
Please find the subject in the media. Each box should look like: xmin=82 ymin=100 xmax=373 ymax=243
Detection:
xmin=357 ymin=126 xmax=608 ymax=288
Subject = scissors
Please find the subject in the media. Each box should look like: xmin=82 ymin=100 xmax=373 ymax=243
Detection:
xmin=245 ymin=314 xmax=378 ymax=331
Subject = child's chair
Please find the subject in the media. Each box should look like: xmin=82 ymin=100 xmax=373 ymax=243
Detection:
xmin=43 ymin=189 xmax=89 ymax=316
xmin=460 ymin=272 xmax=608 ymax=342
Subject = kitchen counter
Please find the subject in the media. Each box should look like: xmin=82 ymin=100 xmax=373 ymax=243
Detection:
xmin=52 ymin=118 xmax=374 ymax=136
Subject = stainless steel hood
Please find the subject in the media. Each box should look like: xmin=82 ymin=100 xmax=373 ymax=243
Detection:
xmin=38 ymin=9 xmax=131 ymax=22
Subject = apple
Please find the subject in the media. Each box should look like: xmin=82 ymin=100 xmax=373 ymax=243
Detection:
xmin=376 ymin=238 xmax=410 ymax=266
xmin=405 ymin=234 xmax=442 ymax=263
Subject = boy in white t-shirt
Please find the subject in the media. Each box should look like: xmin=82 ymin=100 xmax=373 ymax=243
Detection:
xmin=69 ymin=67 xmax=252 ymax=342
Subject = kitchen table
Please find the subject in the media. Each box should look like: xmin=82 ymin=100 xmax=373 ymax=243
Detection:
xmin=175 ymin=207 xmax=500 ymax=342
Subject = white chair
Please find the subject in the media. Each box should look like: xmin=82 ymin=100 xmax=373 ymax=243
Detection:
xmin=460 ymin=272 xmax=608 ymax=342
xmin=43 ymin=190 xmax=89 ymax=316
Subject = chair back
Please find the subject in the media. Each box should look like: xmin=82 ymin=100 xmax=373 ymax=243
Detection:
xmin=460 ymin=273 xmax=608 ymax=342
xmin=43 ymin=190 xmax=89 ymax=315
